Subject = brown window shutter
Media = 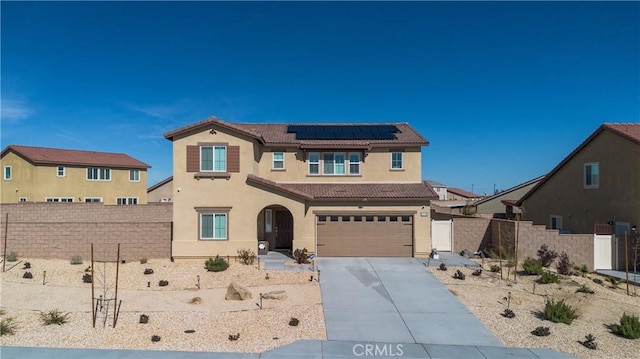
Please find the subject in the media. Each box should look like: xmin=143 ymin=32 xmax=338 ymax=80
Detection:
xmin=227 ymin=146 xmax=240 ymax=173
xmin=186 ymin=145 xmax=200 ymax=172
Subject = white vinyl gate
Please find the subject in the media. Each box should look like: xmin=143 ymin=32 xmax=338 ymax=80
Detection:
xmin=431 ymin=220 xmax=452 ymax=251
xmin=593 ymin=234 xmax=613 ymax=270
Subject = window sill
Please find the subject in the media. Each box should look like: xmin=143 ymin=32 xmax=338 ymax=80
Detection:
xmin=194 ymin=172 xmax=231 ymax=180
xmin=199 ymin=238 xmax=228 ymax=241
xmin=270 ymin=169 xmax=286 ymax=172
xmin=306 ymin=174 xmax=363 ymax=177
xmin=583 ymin=185 xmax=599 ymax=190
xmin=389 ymin=168 xmax=405 ymax=171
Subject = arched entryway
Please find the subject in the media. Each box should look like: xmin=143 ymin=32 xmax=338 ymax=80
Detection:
xmin=257 ymin=205 xmax=294 ymax=252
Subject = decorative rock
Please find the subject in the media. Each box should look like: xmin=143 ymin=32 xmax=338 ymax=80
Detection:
xmin=184 ymin=329 xmax=195 ymax=334
xmin=159 ymin=280 xmax=169 ymax=287
xmin=225 ymin=282 xmax=252 ymax=300
xmin=82 ymin=273 xmax=92 ymax=283
xmin=23 ymin=262 xmax=31 ymax=269
xmin=139 ymin=314 xmax=149 ymax=324
xmin=228 ymin=333 xmax=240 ymax=341
xmin=262 ymin=290 xmax=287 ymax=300
xmin=23 ymin=272 xmax=33 ymax=279
xmin=289 ymin=317 xmax=299 ymax=326
xmin=151 ymin=335 xmax=161 ymax=342
xmin=188 ymin=297 xmax=203 ymax=305
xmin=144 ymin=268 xmax=154 ymax=275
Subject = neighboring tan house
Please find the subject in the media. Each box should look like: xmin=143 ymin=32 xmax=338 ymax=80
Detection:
xmin=517 ymin=123 xmax=640 ymax=235
xmin=447 ymin=187 xmax=482 ymax=201
xmin=1 ymin=145 xmax=150 ymax=204
xmin=163 ymin=117 xmax=438 ymax=259
xmin=473 ymin=176 xmax=544 ymax=219
xmin=147 ymin=176 xmax=173 ymax=203
xmin=426 ymin=180 xmax=447 ymax=200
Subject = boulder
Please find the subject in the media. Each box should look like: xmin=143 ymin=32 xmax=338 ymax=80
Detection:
xmin=262 ymin=290 xmax=287 ymax=300
xmin=225 ymin=283 xmax=252 ymax=301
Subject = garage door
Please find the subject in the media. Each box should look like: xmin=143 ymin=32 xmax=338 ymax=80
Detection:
xmin=316 ymin=214 xmax=413 ymax=257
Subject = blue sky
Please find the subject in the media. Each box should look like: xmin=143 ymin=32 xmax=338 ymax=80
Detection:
xmin=2 ymin=1 xmax=638 ymax=194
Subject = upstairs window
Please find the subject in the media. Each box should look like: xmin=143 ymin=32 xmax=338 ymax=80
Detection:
xmin=129 ymin=169 xmax=140 ymax=182
xmin=57 ymin=166 xmax=65 ymax=177
xmin=391 ymin=152 xmax=403 ymax=169
xmin=584 ymin=162 xmax=599 ymax=189
xmin=46 ymin=197 xmax=73 ymax=202
xmin=349 ymin=152 xmax=361 ymax=175
xmin=85 ymin=197 xmax=102 ymax=203
xmin=201 ymin=146 xmax=226 ymax=172
xmin=116 ymin=197 xmax=138 ymax=205
xmin=308 ymin=152 xmax=320 ymax=175
xmin=87 ymin=168 xmax=110 ymax=181
xmin=3 ymin=166 xmax=11 ymax=180
xmin=272 ymin=152 xmax=285 ymax=170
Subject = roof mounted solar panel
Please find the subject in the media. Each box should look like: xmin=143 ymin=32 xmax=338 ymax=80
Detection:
xmin=287 ymin=125 xmax=399 ymax=140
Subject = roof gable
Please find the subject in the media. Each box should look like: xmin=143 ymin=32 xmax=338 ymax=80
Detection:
xmin=1 ymin=145 xmax=150 ymax=169
xmin=473 ymin=175 xmax=544 ymax=206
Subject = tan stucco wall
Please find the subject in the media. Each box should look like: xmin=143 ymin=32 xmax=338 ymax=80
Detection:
xmin=147 ymin=180 xmax=173 ymax=202
xmin=475 ymin=182 xmax=538 ymax=214
xmin=1 ymin=152 xmax=148 ymax=204
xmin=521 ymin=130 xmax=640 ymax=233
xmin=256 ymin=147 xmax=423 ymax=183
xmin=171 ymin=126 xmax=431 ymax=258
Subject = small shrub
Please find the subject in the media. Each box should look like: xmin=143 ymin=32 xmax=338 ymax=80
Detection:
xmin=23 ymin=272 xmax=33 ymax=279
xmin=228 ymin=333 xmax=240 ymax=341
xmin=82 ymin=273 xmax=92 ymax=283
xmin=5 ymin=252 xmax=18 ymax=262
xmin=237 ymin=248 xmax=256 ymax=265
xmin=140 ymin=258 xmax=147 ymax=264
xmin=556 ymin=252 xmax=571 ymax=275
xmin=582 ymin=334 xmax=597 ymax=350
xmin=289 ymin=317 xmax=299 ymax=326
xmin=592 ymin=278 xmax=603 ymax=285
xmin=439 ymin=263 xmax=447 ymax=271
xmin=611 ymin=312 xmax=640 ymax=339
xmin=606 ymin=277 xmax=621 ymax=288
xmin=531 ymin=326 xmax=550 ymax=337
xmin=70 ymin=255 xmax=83 ymax=265
xmin=522 ymin=257 xmax=543 ymax=275
xmin=0 ymin=308 xmax=6 ymax=315
xmin=23 ymin=262 xmax=31 ymax=269
xmin=293 ymin=248 xmax=309 ymax=264
xmin=39 ymin=309 xmax=70 ymax=326
xmin=139 ymin=314 xmax=149 ymax=324
xmin=537 ymin=244 xmax=558 ymax=267
xmin=205 ymin=255 xmax=229 ymax=272
xmin=576 ymin=284 xmax=594 ymax=294
xmin=502 ymin=308 xmax=516 ymax=318
xmin=538 ymin=271 xmax=559 ymax=284
xmin=490 ymin=264 xmax=501 ymax=272
xmin=580 ymin=264 xmax=589 ymax=276
xmin=151 ymin=335 xmax=161 ymax=342
xmin=543 ymin=299 xmax=577 ymax=325
xmin=453 ymin=270 xmax=466 ymax=280
xmin=472 ymin=268 xmax=482 ymax=276
xmin=0 ymin=317 xmax=18 ymax=336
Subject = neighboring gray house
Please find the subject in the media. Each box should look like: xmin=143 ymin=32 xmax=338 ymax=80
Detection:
xmin=473 ymin=176 xmax=544 ymax=218
xmin=147 ymin=176 xmax=173 ymax=203
xmin=425 ymin=180 xmax=447 ymax=200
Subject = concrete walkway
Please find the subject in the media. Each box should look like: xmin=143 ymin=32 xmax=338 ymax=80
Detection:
xmin=317 ymin=257 xmax=502 ymax=346
xmin=596 ymin=269 xmax=640 ymax=286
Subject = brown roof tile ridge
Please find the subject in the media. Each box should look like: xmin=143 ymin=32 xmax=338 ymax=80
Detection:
xmin=246 ymin=174 xmax=314 ymax=200
xmin=163 ymin=116 xmax=264 ymax=142
xmin=2 ymin=144 xmax=150 ymax=168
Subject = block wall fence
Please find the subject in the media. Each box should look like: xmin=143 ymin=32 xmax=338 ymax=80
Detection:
xmin=0 ymin=203 xmax=172 ymax=262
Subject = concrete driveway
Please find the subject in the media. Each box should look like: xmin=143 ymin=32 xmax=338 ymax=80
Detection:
xmin=318 ymin=257 xmax=503 ymax=346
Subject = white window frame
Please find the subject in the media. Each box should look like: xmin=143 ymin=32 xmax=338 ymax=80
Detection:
xmin=56 ymin=166 xmax=65 ymax=177
xmin=200 ymin=213 xmax=228 ymax=240
xmin=116 ymin=197 xmax=138 ymax=205
xmin=18 ymin=197 xmax=27 ymax=202
xmin=391 ymin=152 xmax=403 ymax=170
xmin=348 ymin=152 xmax=361 ymax=175
xmin=272 ymin=152 xmax=285 ymax=170
xmin=322 ymin=152 xmax=346 ymax=175
xmin=84 ymin=197 xmax=103 ymax=203
xmin=87 ymin=167 xmax=111 ymax=181
xmin=308 ymin=152 xmax=320 ymax=175
xmin=46 ymin=197 xmax=74 ymax=203
xmin=584 ymin=162 xmax=599 ymax=189
xmin=200 ymin=145 xmax=227 ymax=172
xmin=550 ymin=215 xmax=563 ymax=230
xmin=3 ymin=166 xmax=11 ymax=180
xmin=265 ymin=209 xmax=273 ymax=233
xmin=129 ymin=169 xmax=140 ymax=182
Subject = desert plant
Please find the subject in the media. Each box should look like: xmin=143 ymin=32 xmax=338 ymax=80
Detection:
xmin=531 ymin=326 xmax=550 ymax=337
xmin=538 ymin=271 xmax=559 ymax=284
xmin=606 ymin=277 xmax=621 ymax=288
xmin=289 ymin=317 xmax=299 ymax=326
xmin=592 ymin=278 xmax=603 ymax=285
xmin=537 ymin=244 xmax=558 ymax=267
xmin=23 ymin=262 xmax=31 ymax=269
xmin=543 ymin=299 xmax=577 ymax=325
xmin=228 ymin=333 xmax=240 ymax=341
xmin=139 ymin=314 xmax=149 ymax=324
xmin=5 ymin=252 xmax=18 ymax=262
xmin=293 ymin=248 xmax=309 ymax=264
xmin=453 ymin=270 xmax=465 ymax=280
xmin=237 ymin=248 xmax=256 ymax=265
xmin=582 ymin=334 xmax=597 ymax=349
xmin=140 ymin=258 xmax=147 ymax=264
xmin=611 ymin=312 xmax=640 ymax=339
xmin=205 ymin=255 xmax=229 ymax=272
xmin=70 ymin=255 xmax=83 ymax=265
xmin=502 ymin=308 xmax=516 ymax=318
xmin=82 ymin=273 xmax=92 ymax=283
xmin=0 ymin=317 xmax=18 ymax=336
xmin=151 ymin=335 xmax=161 ymax=342
xmin=439 ymin=263 xmax=447 ymax=271
xmin=522 ymin=257 xmax=543 ymax=275
xmin=490 ymin=264 xmax=501 ymax=272
xmin=39 ymin=309 xmax=70 ymax=326
xmin=23 ymin=272 xmax=33 ymax=279
xmin=0 ymin=308 xmax=6 ymax=316
xmin=576 ymin=284 xmax=594 ymax=294
xmin=556 ymin=252 xmax=571 ymax=275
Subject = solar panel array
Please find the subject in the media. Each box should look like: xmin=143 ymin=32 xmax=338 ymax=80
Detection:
xmin=287 ymin=125 xmax=399 ymax=140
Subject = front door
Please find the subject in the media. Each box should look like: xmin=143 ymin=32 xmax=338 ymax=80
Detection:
xmin=275 ymin=210 xmax=293 ymax=250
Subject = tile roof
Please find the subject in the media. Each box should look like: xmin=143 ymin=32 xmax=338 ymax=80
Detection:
xmin=447 ymin=187 xmax=482 ymax=198
xmin=1 ymin=145 xmax=150 ymax=169
xmin=517 ymin=123 xmax=640 ymax=206
xmin=247 ymin=174 xmax=438 ymax=201
xmin=165 ymin=117 xmax=429 ymax=147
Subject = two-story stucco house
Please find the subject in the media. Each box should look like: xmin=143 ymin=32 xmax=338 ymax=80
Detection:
xmin=1 ymin=145 xmax=150 ymax=204
xmin=164 ymin=117 xmax=438 ymax=259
